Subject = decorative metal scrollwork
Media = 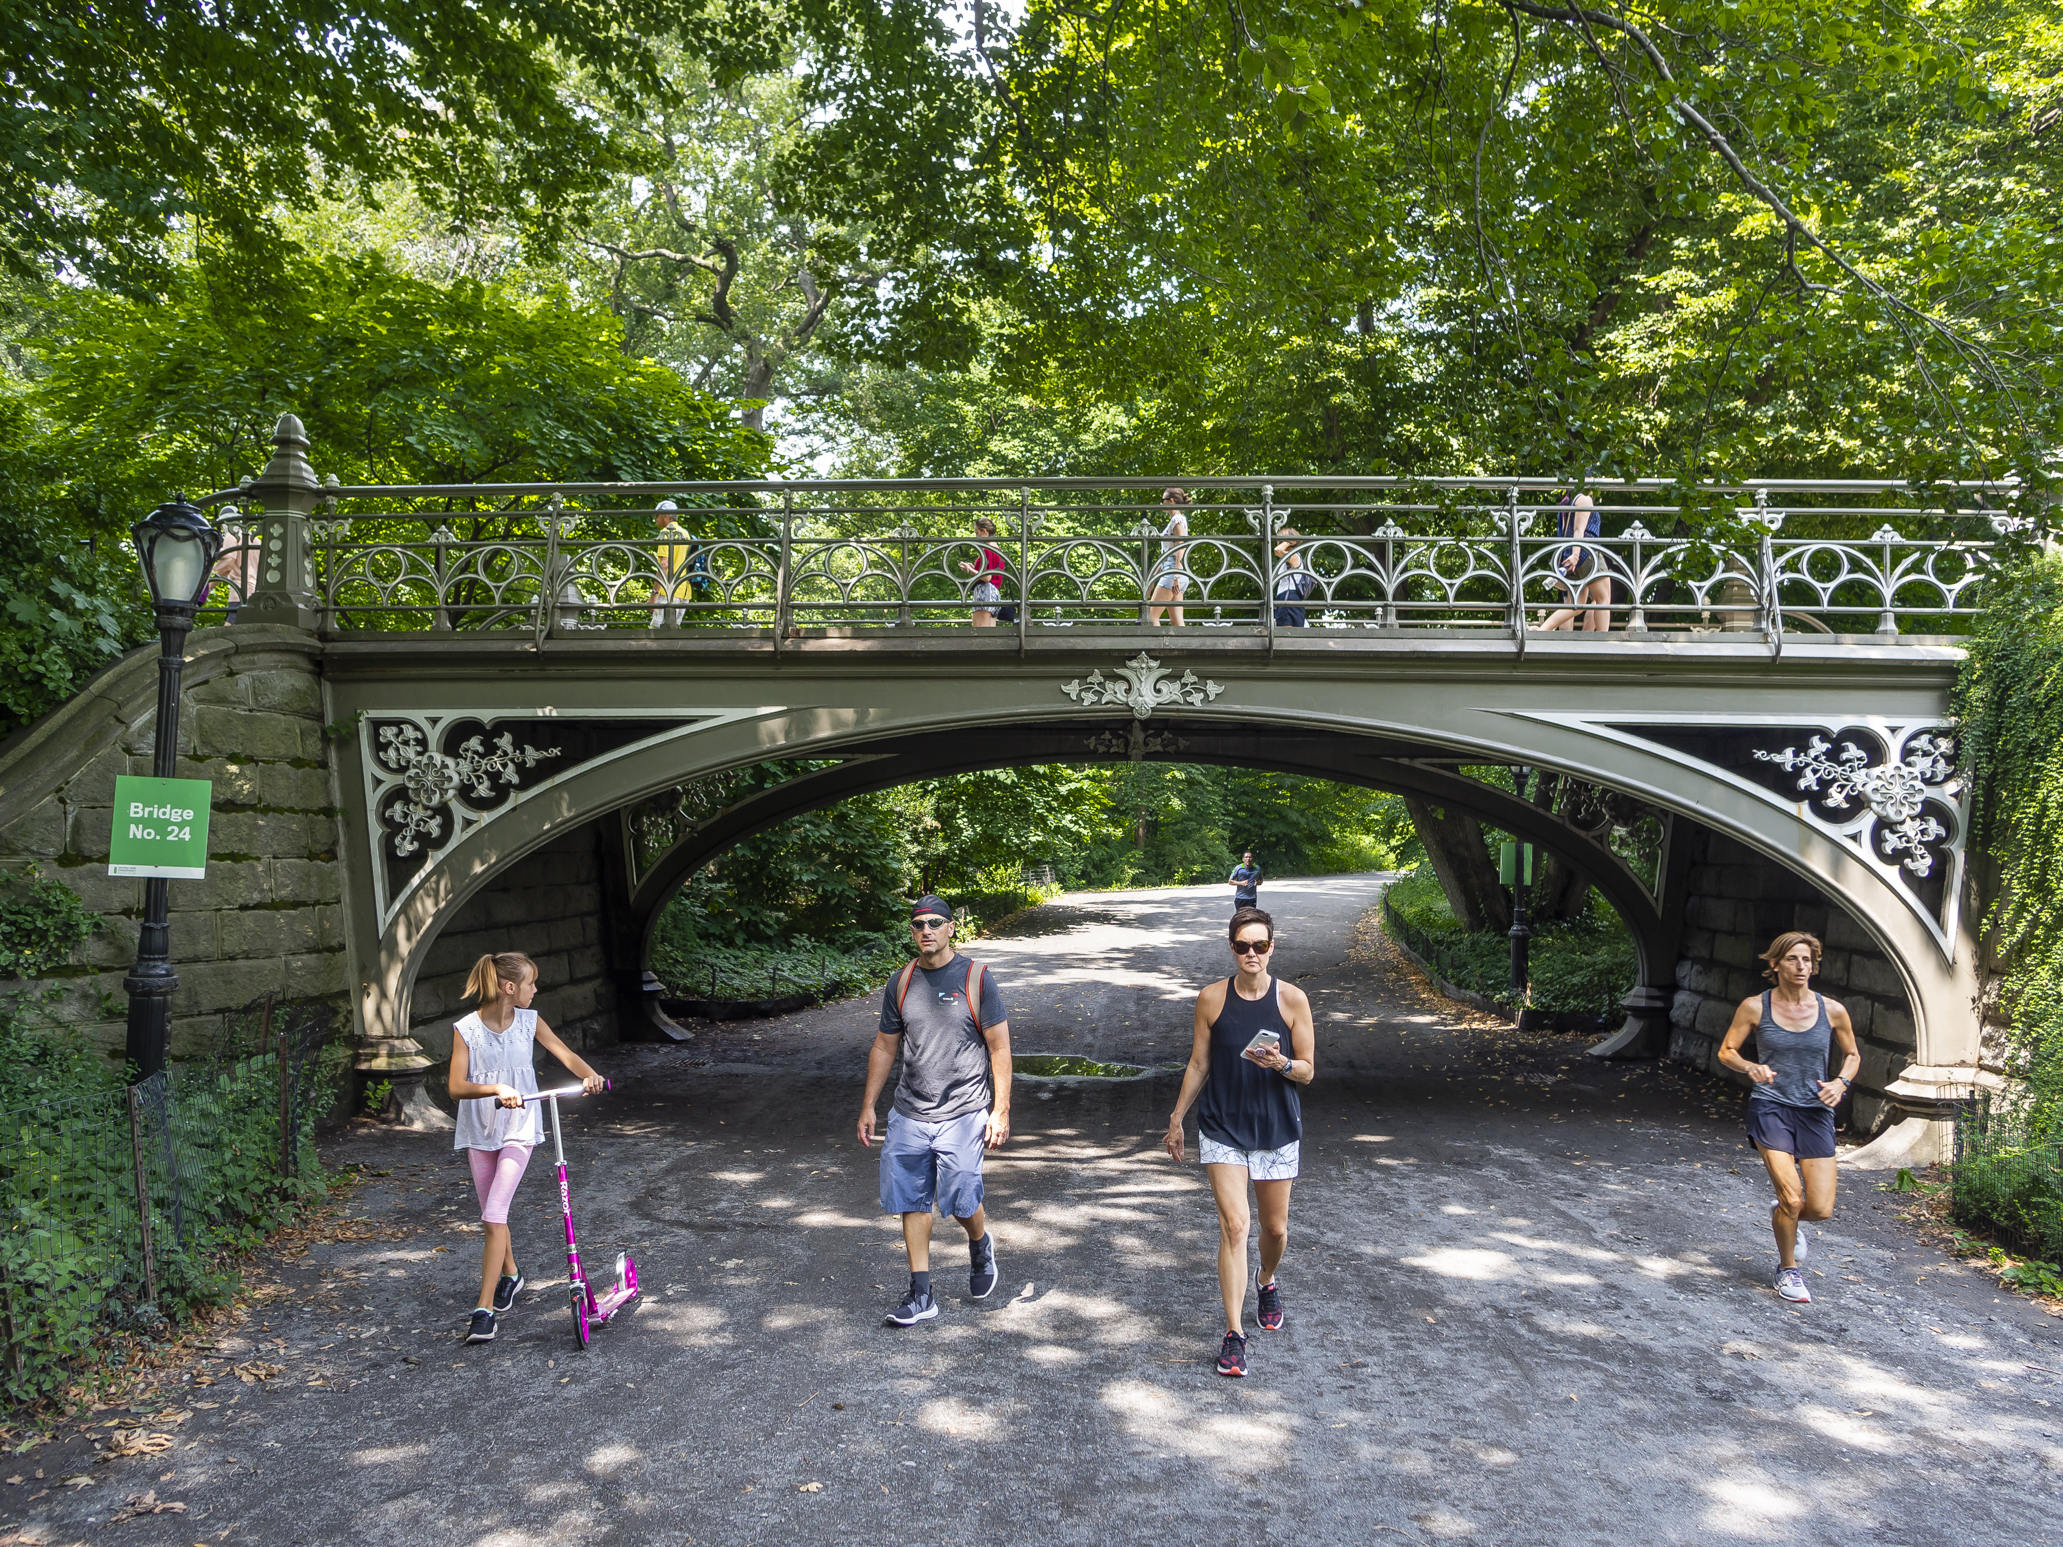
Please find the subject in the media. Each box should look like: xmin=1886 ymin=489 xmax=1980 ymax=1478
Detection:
xmin=1085 ymin=723 xmax=1191 ymax=761
xmin=1753 ymin=731 xmax=1957 ymax=876
xmin=375 ymin=723 xmax=561 ymax=857
xmin=1061 ymin=653 xmax=1225 ymax=720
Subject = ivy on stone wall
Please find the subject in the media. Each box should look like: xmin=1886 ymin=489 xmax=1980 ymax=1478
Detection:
xmin=1949 ymin=550 xmax=2063 ymax=1259
xmin=0 ymin=865 xmax=100 ymax=982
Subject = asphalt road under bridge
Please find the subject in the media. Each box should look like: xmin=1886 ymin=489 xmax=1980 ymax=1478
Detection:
xmin=24 ymin=877 xmax=2061 ymax=1546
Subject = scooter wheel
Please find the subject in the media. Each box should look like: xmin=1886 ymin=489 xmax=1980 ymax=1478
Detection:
xmin=620 ymin=1253 xmax=638 ymax=1294
xmin=571 ymin=1286 xmax=592 ymax=1350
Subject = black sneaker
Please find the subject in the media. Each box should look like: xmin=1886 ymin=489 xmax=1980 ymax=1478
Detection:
xmin=1257 ymin=1280 xmax=1284 ymax=1331
xmin=969 ymin=1234 xmax=998 ymax=1300
xmin=1216 ymin=1331 xmax=1248 ymax=1377
xmin=493 ymin=1273 xmax=525 ymax=1312
xmin=464 ymin=1309 xmax=497 ymax=1343
xmin=885 ymin=1287 xmax=939 ymax=1326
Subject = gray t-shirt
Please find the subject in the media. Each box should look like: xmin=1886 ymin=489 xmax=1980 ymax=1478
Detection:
xmin=878 ymin=956 xmax=1007 ymax=1123
xmin=1230 ymin=864 xmax=1261 ymax=902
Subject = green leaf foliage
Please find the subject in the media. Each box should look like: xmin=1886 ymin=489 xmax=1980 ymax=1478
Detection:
xmin=1381 ymin=867 xmax=1636 ymax=1017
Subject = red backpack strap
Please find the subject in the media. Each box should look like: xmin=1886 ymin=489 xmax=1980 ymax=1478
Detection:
xmin=966 ymin=962 xmax=986 ymax=1034
xmin=894 ymin=961 xmax=918 ymax=1019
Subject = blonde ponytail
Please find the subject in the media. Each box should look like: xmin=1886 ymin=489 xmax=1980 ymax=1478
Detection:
xmin=464 ymin=951 xmax=538 ymax=1005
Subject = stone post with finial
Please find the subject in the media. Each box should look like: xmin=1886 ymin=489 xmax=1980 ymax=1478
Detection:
xmin=239 ymin=413 xmax=324 ymax=632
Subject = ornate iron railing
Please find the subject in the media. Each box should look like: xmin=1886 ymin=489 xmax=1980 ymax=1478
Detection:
xmin=193 ymin=474 xmax=2021 ymax=644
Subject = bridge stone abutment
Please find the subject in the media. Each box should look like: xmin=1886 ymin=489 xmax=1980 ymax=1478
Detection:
xmin=0 ymin=626 xmax=350 ymax=1058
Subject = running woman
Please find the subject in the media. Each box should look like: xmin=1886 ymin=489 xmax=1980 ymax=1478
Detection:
xmin=1164 ymin=907 xmax=1315 ymax=1376
xmin=858 ymin=896 xmax=1012 ymax=1326
xmin=448 ymin=950 xmax=605 ymax=1343
xmin=1716 ymin=931 xmax=1860 ymax=1305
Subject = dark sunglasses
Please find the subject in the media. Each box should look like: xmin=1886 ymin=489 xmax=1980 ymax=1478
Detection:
xmin=911 ymin=918 xmax=951 ymax=931
xmin=1232 ymin=938 xmax=1273 ymax=956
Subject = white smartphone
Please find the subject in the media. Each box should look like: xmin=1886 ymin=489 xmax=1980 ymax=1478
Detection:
xmin=1243 ymin=1029 xmax=1280 ymax=1059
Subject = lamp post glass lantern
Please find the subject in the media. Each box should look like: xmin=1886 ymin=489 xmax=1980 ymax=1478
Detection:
xmin=123 ymin=500 xmax=222 ymax=1080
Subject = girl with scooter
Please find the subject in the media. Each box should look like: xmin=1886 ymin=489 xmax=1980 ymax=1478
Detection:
xmin=448 ymin=951 xmax=604 ymax=1344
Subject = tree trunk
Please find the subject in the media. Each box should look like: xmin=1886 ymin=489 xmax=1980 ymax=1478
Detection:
xmin=1404 ymin=799 xmax=1510 ymax=933
xmin=1527 ymin=774 xmax=1592 ymax=923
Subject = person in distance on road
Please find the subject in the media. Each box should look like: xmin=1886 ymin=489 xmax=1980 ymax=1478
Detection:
xmin=1228 ymin=850 xmax=1261 ymax=916
xmin=1716 ymin=931 xmax=1860 ymax=1305
xmin=858 ymin=896 xmax=1013 ymax=1326
xmin=1164 ymin=907 xmax=1315 ymax=1377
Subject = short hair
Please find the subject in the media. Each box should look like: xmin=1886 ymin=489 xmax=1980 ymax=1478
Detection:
xmin=1230 ymin=906 xmax=1274 ymax=942
xmin=1760 ymin=931 xmax=1822 ymax=982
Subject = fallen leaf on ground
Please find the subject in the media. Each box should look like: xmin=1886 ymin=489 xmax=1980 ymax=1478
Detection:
xmin=109 ymin=1489 xmax=187 ymax=1521
xmin=798 ymin=1482 xmax=823 ymax=1493
xmin=58 ymin=1473 xmax=95 ymax=1488
xmin=99 ymin=1433 xmax=176 ymax=1461
xmin=233 ymin=1363 xmax=281 ymax=1383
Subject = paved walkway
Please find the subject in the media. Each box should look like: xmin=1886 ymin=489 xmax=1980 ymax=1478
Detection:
xmin=19 ymin=877 xmax=2061 ymax=1546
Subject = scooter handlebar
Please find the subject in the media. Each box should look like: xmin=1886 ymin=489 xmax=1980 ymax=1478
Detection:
xmin=520 ymin=1080 xmax=611 ymax=1103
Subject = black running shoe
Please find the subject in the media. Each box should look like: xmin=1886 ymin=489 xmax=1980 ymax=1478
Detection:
xmin=1216 ymin=1331 xmax=1248 ymax=1377
xmin=969 ymin=1234 xmax=998 ymax=1300
xmin=1256 ymin=1280 xmax=1284 ymax=1331
xmin=885 ymin=1287 xmax=939 ymax=1326
xmin=464 ymin=1309 xmax=497 ymax=1343
xmin=493 ymin=1273 xmax=525 ymax=1312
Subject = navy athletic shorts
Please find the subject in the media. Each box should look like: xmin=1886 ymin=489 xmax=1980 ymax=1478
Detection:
xmin=1745 ymin=1099 xmax=1837 ymax=1160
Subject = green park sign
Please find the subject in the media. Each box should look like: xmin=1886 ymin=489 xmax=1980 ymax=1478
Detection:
xmin=108 ymin=776 xmax=213 ymax=879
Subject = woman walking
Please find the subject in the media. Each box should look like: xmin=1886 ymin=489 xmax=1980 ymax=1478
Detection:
xmin=1164 ymin=906 xmax=1315 ymax=1376
xmin=1540 ymin=487 xmax=1610 ymax=632
xmin=1717 ymin=932 xmax=1860 ymax=1305
xmin=1146 ymin=488 xmax=1192 ymax=626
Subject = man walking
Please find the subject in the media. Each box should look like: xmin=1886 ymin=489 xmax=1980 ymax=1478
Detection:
xmin=858 ymin=896 xmax=1012 ymax=1325
xmin=1228 ymin=850 xmax=1262 ymax=915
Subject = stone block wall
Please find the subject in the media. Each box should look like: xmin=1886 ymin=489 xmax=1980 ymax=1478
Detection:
xmin=406 ymin=823 xmax=619 ymax=1062
xmin=0 ymin=631 xmax=348 ymax=1060
xmin=1668 ymin=828 xmax=1916 ymax=1137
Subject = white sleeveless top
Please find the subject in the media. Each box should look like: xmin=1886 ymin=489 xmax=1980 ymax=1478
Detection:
xmin=451 ymin=1008 xmax=543 ymax=1151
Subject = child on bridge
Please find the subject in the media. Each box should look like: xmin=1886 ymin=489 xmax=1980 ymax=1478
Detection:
xmin=449 ymin=950 xmax=605 ymax=1343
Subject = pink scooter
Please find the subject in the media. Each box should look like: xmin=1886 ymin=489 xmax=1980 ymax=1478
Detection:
xmin=523 ymin=1082 xmax=639 ymax=1348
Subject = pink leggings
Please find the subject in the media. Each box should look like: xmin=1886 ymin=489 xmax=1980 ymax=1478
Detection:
xmin=467 ymin=1144 xmax=534 ymax=1225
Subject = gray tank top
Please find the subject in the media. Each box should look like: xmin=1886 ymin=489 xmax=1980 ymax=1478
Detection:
xmin=1750 ymin=991 xmax=1833 ymax=1110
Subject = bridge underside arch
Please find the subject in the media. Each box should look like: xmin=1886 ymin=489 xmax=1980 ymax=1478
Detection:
xmin=349 ymin=702 xmax=1968 ymax=1117
xmin=615 ymin=718 xmax=1686 ymax=1005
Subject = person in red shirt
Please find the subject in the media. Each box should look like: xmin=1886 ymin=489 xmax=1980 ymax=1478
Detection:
xmin=959 ymin=517 xmax=1008 ymax=627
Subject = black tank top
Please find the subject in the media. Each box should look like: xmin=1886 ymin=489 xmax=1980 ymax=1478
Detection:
xmin=1197 ymin=977 xmax=1302 ymax=1152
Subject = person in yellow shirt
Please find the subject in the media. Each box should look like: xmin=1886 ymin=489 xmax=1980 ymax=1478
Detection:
xmin=653 ymin=499 xmax=691 ymax=626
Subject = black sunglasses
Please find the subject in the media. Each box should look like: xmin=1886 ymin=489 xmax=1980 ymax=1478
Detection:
xmin=1232 ymin=938 xmax=1273 ymax=956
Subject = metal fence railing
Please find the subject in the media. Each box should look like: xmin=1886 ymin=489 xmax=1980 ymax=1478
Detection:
xmin=0 ymin=996 xmax=339 ymax=1405
xmin=190 ymin=476 xmax=2029 ymax=643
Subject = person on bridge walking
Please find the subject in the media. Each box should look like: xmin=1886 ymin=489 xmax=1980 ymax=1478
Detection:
xmin=1540 ymin=488 xmax=1611 ymax=633
xmin=1272 ymin=527 xmax=1317 ymax=627
xmin=653 ymin=499 xmax=693 ymax=627
xmin=1716 ymin=932 xmax=1860 ymax=1305
xmin=958 ymin=517 xmax=1009 ymax=627
xmin=1164 ymin=907 xmax=1316 ymax=1377
xmin=858 ymin=895 xmax=1013 ymax=1326
xmin=1228 ymin=850 xmax=1262 ymax=915
xmin=448 ymin=950 xmax=606 ymax=1344
xmin=1147 ymin=487 xmax=1192 ymax=626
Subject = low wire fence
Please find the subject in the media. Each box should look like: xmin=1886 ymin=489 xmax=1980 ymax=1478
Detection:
xmin=0 ymin=997 xmax=340 ymax=1407
xmin=1950 ymin=1091 xmax=2063 ymax=1266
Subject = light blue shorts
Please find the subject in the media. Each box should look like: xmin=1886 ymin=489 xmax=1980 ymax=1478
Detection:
xmin=880 ymin=1108 xmax=988 ymax=1218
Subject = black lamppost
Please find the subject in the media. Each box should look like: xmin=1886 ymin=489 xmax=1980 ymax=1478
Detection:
xmin=124 ymin=500 xmax=221 ymax=1081
xmin=1508 ymin=767 xmax=1533 ymax=1003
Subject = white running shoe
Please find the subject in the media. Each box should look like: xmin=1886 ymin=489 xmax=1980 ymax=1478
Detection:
xmin=1775 ymin=1267 xmax=1812 ymax=1304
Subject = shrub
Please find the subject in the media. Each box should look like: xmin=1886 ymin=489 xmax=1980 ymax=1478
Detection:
xmin=1379 ymin=867 xmax=1636 ymax=1018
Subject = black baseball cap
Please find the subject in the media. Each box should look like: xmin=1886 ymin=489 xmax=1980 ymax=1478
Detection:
xmin=910 ymin=895 xmax=952 ymax=923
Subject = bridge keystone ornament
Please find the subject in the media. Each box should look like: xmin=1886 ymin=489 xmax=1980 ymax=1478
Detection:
xmin=1061 ymin=653 xmax=1225 ymax=720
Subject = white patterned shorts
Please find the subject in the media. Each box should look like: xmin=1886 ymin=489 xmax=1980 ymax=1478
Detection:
xmin=1199 ymin=1134 xmax=1300 ymax=1180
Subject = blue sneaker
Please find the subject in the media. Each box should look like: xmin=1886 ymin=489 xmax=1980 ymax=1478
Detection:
xmin=1216 ymin=1331 xmax=1248 ymax=1377
xmin=969 ymin=1234 xmax=998 ymax=1300
xmin=885 ymin=1286 xmax=939 ymax=1326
